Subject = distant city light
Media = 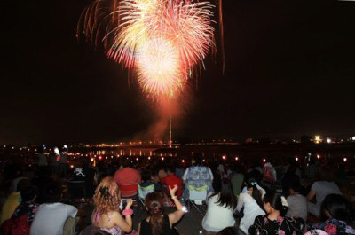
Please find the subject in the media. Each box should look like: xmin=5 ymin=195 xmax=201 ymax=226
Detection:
xmin=343 ymin=158 xmax=347 ymax=162
xmin=314 ymin=136 xmax=321 ymax=144
xmin=326 ymin=138 xmax=332 ymax=144
xmin=136 ymin=158 xmax=139 ymax=161
xmin=148 ymin=157 xmax=151 ymax=160
xmin=162 ymin=157 xmax=164 ymax=161
xmin=235 ymin=157 xmax=239 ymax=161
xmin=70 ymin=165 xmax=74 ymax=169
xmin=317 ymin=154 xmax=320 ymax=159
xmin=182 ymin=159 xmax=185 ymax=163
xmin=222 ymin=155 xmax=226 ymax=160
xmin=91 ymin=158 xmax=94 ymax=162
xmin=295 ymin=157 xmax=299 ymax=161
xmin=263 ymin=159 xmax=266 ymax=162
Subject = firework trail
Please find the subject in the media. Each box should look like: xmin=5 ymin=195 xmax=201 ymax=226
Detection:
xmin=77 ymin=0 xmax=223 ymax=98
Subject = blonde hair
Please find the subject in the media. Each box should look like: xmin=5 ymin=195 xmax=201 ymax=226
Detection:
xmin=93 ymin=177 xmax=121 ymax=216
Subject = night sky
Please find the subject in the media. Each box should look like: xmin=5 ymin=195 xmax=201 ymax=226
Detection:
xmin=2 ymin=0 xmax=355 ymax=144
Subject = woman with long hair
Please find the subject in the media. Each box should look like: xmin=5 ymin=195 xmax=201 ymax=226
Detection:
xmin=201 ymin=181 xmax=236 ymax=234
xmin=249 ymin=191 xmax=304 ymax=235
xmin=92 ymin=177 xmax=132 ymax=235
xmin=235 ymin=178 xmax=265 ymax=234
xmin=138 ymin=185 xmax=184 ymax=235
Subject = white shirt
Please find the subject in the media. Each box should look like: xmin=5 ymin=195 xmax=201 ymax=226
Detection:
xmin=30 ymin=202 xmax=78 ymax=235
xmin=287 ymin=193 xmax=308 ymax=221
xmin=236 ymin=192 xmax=265 ymax=234
xmin=241 ymin=184 xmax=266 ymax=198
xmin=201 ymin=194 xmax=235 ymax=232
xmin=312 ymin=181 xmax=342 ymax=206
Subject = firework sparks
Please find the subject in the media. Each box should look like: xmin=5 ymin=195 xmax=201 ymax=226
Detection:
xmin=78 ymin=0 xmax=220 ymax=98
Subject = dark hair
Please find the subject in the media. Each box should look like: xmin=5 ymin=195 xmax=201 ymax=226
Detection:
xmin=320 ymin=194 xmax=351 ymax=223
xmin=43 ymin=182 xmax=62 ymax=203
xmin=166 ymin=165 xmax=175 ymax=174
xmin=145 ymin=192 xmax=164 ymax=235
xmin=17 ymin=178 xmax=30 ymax=193
xmin=264 ymin=191 xmax=288 ymax=216
xmin=193 ymin=154 xmax=202 ymax=166
xmin=288 ymin=181 xmax=302 ymax=193
xmin=20 ymin=185 xmax=37 ymax=202
xmin=209 ymin=181 xmax=236 ymax=209
xmin=246 ymin=178 xmax=263 ymax=209
xmin=141 ymin=170 xmax=152 ymax=182
xmin=318 ymin=167 xmax=334 ymax=181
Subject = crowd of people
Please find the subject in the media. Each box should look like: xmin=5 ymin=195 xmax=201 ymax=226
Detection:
xmin=0 ymin=148 xmax=354 ymax=235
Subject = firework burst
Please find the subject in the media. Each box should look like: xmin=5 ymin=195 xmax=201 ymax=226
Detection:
xmin=78 ymin=0 xmax=221 ymax=98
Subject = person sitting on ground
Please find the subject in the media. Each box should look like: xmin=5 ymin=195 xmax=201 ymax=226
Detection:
xmin=230 ymin=164 xmax=244 ymax=199
xmin=248 ymin=191 xmax=305 ymax=235
xmin=92 ymin=177 xmax=133 ymax=235
xmin=29 ymin=182 xmax=78 ymax=235
xmin=235 ymin=178 xmax=265 ymax=234
xmin=11 ymin=185 xmax=38 ymax=226
xmin=160 ymin=166 xmax=183 ymax=199
xmin=114 ymin=159 xmax=141 ymax=198
xmin=263 ymin=161 xmax=277 ymax=183
xmin=138 ymin=185 xmax=185 ymax=235
xmin=281 ymin=165 xmax=300 ymax=195
xmin=1 ymin=178 xmax=29 ymax=224
xmin=307 ymin=167 xmax=342 ymax=217
xmin=308 ymin=194 xmax=355 ymax=235
xmin=286 ymin=182 xmax=307 ymax=222
xmin=202 ymin=181 xmax=236 ymax=234
xmin=182 ymin=155 xmax=214 ymax=198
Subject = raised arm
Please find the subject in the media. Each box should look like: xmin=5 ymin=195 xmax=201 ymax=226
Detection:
xmin=168 ymin=185 xmax=185 ymax=225
xmin=115 ymin=199 xmax=133 ymax=232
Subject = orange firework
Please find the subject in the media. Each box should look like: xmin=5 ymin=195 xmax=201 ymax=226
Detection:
xmin=77 ymin=0 xmax=222 ymax=98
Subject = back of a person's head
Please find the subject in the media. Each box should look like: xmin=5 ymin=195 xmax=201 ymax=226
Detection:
xmin=318 ymin=167 xmax=334 ymax=181
xmin=93 ymin=177 xmax=120 ymax=215
xmin=21 ymin=185 xmax=37 ymax=202
xmin=141 ymin=170 xmax=152 ymax=182
xmin=264 ymin=191 xmax=288 ymax=216
xmin=211 ymin=181 xmax=235 ymax=209
xmin=246 ymin=178 xmax=263 ymax=209
xmin=17 ymin=178 xmax=30 ymax=192
xmin=320 ymin=194 xmax=351 ymax=223
xmin=145 ymin=192 xmax=164 ymax=235
xmin=167 ymin=165 xmax=176 ymax=174
xmin=43 ymin=182 xmax=62 ymax=203
xmin=193 ymin=154 xmax=202 ymax=166
xmin=288 ymin=181 xmax=302 ymax=193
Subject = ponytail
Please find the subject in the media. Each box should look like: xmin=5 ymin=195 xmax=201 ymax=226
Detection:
xmin=264 ymin=191 xmax=288 ymax=216
xmin=247 ymin=178 xmax=263 ymax=209
xmin=145 ymin=192 xmax=164 ymax=235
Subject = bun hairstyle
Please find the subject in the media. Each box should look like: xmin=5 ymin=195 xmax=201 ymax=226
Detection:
xmin=145 ymin=192 xmax=164 ymax=235
xmin=247 ymin=178 xmax=263 ymax=209
xmin=93 ymin=177 xmax=121 ymax=216
xmin=263 ymin=191 xmax=288 ymax=216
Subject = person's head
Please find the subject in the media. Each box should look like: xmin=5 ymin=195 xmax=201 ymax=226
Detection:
xmin=193 ymin=154 xmax=202 ymax=166
xmin=93 ymin=177 xmax=121 ymax=215
xmin=20 ymin=185 xmax=37 ymax=202
xmin=17 ymin=178 xmax=30 ymax=193
xmin=318 ymin=167 xmax=334 ymax=181
xmin=210 ymin=181 xmax=236 ymax=209
xmin=166 ymin=165 xmax=175 ymax=175
xmin=263 ymin=191 xmax=288 ymax=216
xmin=43 ymin=182 xmax=62 ymax=203
xmin=145 ymin=192 xmax=164 ymax=235
xmin=288 ymin=182 xmax=302 ymax=195
xmin=320 ymin=194 xmax=351 ymax=223
xmin=246 ymin=178 xmax=263 ymax=209
xmin=121 ymin=158 xmax=131 ymax=168
xmin=141 ymin=170 xmax=152 ymax=183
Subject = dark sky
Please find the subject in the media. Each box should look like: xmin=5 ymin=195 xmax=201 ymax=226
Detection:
xmin=1 ymin=0 xmax=355 ymax=144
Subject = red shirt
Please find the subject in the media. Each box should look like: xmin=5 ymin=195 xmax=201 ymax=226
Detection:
xmin=160 ymin=175 xmax=183 ymax=198
xmin=114 ymin=168 xmax=141 ymax=197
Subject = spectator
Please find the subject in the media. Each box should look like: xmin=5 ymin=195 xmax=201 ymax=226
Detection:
xmin=30 ymin=182 xmax=78 ymax=235
xmin=286 ymin=182 xmax=307 ymax=221
xmin=230 ymin=164 xmax=244 ymax=199
xmin=37 ymin=146 xmax=47 ymax=167
xmin=307 ymin=167 xmax=342 ymax=217
xmin=1 ymin=178 xmax=29 ymax=224
xmin=235 ymin=178 xmax=265 ymax=234
xmin=202 ymin=181 xmax=236 ymax=234
xmin=114 ymin=159 xmax=141 ymax=198
xmin=138 ymin=185 xmax=184 ymax=235
xmin=183 ymin=155 xmax=214 ymax=197
xmin=263 ymin=161 xmax=277 ymax=183
xmin=72 ymin=158 xmax=98 ymax=198
xmin=281 ymin=165 xmax=300 ymax=194
xmin=309 ymin=194 xmax=355 ymax=235
xmin=91 ymin=177 xmax=133 ymax=235
xmin=248 ymin=191 xmax=305 ymax=235
xmin=160 ymin=165 xmax=183 ymax=198
xmin=11 ymin=185 xmax=38 ymax=225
